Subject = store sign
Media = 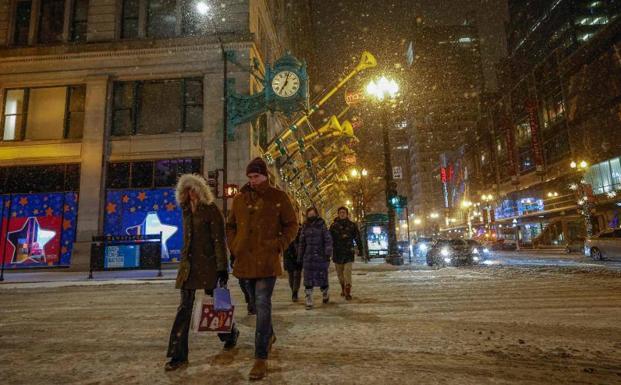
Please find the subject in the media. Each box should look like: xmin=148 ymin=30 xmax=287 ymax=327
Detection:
xmin=104 ymin=245 xmax=140 ymax=269
xmin=393 ymin=166 xmax=403 ymax=180
xmin=345 ymin=90 xmax=364 ymax=105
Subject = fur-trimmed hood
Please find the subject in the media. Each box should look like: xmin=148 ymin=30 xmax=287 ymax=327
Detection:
xmin=175 ymin=173 xmax=215 ymax=207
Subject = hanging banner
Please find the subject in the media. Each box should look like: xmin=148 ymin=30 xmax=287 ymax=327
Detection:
xmin=526 ymin=99 xmax=544 ymax=172
xmin=503 ymin=116 xmax=519 ymax=183
xmin=345 ymin=90 xmax=364 ymax=106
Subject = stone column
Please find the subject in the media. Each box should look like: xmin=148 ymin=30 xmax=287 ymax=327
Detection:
xmin=70 ymin=75 xmax=109 ymax=271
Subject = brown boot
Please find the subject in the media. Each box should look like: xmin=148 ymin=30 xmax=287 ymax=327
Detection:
xmin=249 ymin=359 xmax=267 ymax=381
xmin=340 ymin=283 xmax=345 ymax=297
xmin=345 ymin=284 xmax=352 ymax=301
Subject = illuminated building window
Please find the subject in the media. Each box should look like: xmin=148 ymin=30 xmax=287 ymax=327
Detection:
xmin=1 ymin=86 xmax=85 ymax=141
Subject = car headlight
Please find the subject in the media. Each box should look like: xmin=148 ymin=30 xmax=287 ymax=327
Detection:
xmin=443 ymin=257 xmax=452 ymax=264
xmin=472 ymin=248 xmax=479 ymax=254
xmin=473 ymin=256 xmax=480 ymax=262
xmin=440 ymin=247 xmax=451 ymax=257
xmin=418 ymin=244 xmax=428 ymax=251
xmin=483 ymin=248 xmax=489 ymax=254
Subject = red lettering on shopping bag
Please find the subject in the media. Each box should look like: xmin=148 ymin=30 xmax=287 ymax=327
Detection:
xmin=197 ymin=303 xmax=235 ymax=333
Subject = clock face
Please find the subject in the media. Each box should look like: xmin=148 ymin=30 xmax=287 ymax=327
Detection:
xmin=271 ymin=70 xmax=300 ymax=98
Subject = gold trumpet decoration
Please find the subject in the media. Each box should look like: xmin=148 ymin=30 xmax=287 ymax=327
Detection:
xmin=264 ymin=116 xmax=355 ymax=161
xmin=264 ymin=51 xmax=376 ymax=163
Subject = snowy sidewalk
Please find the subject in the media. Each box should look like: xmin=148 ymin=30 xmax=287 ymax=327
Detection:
xmin=1 ymin=264 xmax=620 ymax=384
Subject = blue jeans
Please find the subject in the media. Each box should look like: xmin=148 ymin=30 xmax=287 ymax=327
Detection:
xmin=243 ymin=277 xmax=277 ymax=359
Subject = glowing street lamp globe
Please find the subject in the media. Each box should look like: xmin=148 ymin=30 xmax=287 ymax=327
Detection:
xmin=196 ymin=1 xmax=210 ymax=15
xmin=366 ymin=76 xmax=399 ymax=101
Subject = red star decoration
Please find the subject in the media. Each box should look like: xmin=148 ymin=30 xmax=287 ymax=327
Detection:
xmin=106 ymin=202 xmax=117 ymax=214
xmin=63 ymin=219 xmax=72 ymax=230
xmin=137 ymin=192 xmax=147 ymax=202
xmin=45 ymin=207 xmax=54 ymax=216
xmin=19 ymin=197 xmax=28 ymax=206
xmin=122 ymin=195 xmax=130 ymax=203
xmin=61 ymin=246 xmax=68 ymax=254
xmin=33 ymin=209 xmax=39 ymax=215
xmin=64 ymin=204 xmax=70 ymax=212
xmin=4 ymin=201 xmax=10 ymax=208
xmin=166 ymin=202 xmax=176 ymax=211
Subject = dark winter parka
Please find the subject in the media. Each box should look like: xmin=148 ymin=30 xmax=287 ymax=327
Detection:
xmin=329 ymin=218 xmax=363 ymax=264
xmin=175 ymin=174 xmax=228 ymax=290
xmin=297 ymin=217 xmax=333 ymax=288
xmin=284 ymin=228 xmax=302 ymax=272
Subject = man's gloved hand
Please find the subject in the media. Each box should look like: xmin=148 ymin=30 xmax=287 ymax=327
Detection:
xmin=217 ymin=270 xmax=229 ymax=287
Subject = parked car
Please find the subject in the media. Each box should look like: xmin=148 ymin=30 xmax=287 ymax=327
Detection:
xmin=465 ymin=239 xmax=491 ymax=261
xmin=584 ymin=229 xmax=621 ymax=260
xmin=426 ymin=239 xmax=479 ymax=267
xmin=414 ymin=237 xmax=434 ymax=258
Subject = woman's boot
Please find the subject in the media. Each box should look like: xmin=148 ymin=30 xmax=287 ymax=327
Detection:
xmin=305 ymin=288 xmax=313 ymax=310
xmin=321 ymin=287 xmax=330 ymax=304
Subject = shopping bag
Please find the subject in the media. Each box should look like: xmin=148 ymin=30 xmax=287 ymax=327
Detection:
xmin=214 ymin=287 xmax=233 ymax=311
xmin=192 ymin=295 xmax=235 ymax=333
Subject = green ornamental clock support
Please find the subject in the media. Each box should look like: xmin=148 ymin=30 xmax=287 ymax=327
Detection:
xmin=226 ymin=52 xmax=309 ymax=137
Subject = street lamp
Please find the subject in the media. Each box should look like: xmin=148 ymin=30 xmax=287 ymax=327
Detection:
xmin=366 ymin=76 xmax=402 ymax=265
xmin=570 ymin=159 xmax=593 ymax=237
xmin=461 ymin=200 xmax=473 ymax=238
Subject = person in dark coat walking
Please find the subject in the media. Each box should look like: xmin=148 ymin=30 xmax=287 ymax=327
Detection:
xmin=329 ymin=207 xmax=364 ymax=300
xmin=298 ymin=207 xmax=333 ymax=310
xmin=165 ymin=174 xmax=239 ymax=371
xmin=284 ymin=227 xmax=303 ymax=302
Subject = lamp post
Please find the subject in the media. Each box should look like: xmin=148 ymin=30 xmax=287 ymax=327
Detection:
xmin=570 ymin=160 xmax=593 ymax=237
xmin=481 ymin=194 xmax=494 ymax=232
xmin=350 ymin=168 xmax=368 ymax=222
xmin=198 ymin=1 xmax=230 ymax=215
xmin=461 ymin=200 xmax=473 ymax=238
xmin=366 ymin=77 xmax=402 ymax=265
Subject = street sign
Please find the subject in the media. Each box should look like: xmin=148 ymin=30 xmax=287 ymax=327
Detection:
xmin=393 ymin=166 xmax=403 ymax=180
xmin=345 ymin=90 xmax=364 ymax=105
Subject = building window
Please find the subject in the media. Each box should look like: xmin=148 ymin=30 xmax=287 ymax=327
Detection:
xmin=11 ymin=0 xmax=89 ymax=45
xmin=38 ymin=0 xmax=66 ymax=43
xmin=146 ymin=0 xmax=177 ymax=38
xmin=1 ymin=86 xmax=85 ymax=141
xmin=0 ymin=164 xmax=80 ymax=194
xmin=106 ymin=158 xmax=202 ymax=189
xmin=121 ymin=0 xmax=140 ymax=38
xmin=13 ymin=0 xmax=32 ymax=45
xmin=111 ymin=78 xmax=203 ymax=136
xmin=2 ymin=89 xmax=27 ymax=141
xmin=70 ymin=0 xmax=89 ymax=42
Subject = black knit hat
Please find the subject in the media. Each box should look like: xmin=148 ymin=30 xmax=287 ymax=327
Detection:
xmin=246 ymin=157 xmax=268 ymax=177
xmin=337 ymin=206 xmax=349 ymax=214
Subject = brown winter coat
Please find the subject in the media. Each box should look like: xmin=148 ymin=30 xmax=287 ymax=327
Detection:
xmin=174 ymin=174 xmax=228 ymax=290
xmin=226 ymin=180 xmax=299 ymax=279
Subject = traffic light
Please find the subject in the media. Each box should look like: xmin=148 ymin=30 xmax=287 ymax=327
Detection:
xmin=388 ymin=194 xmax=407 ymax=209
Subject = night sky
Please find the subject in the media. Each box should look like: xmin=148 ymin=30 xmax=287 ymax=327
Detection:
xmin=310 ymin=0 xmax=508 ymax=91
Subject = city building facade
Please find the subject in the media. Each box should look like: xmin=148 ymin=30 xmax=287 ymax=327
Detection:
xmin=460 ymin=0 xmax=621 ymax=245
xmin=0 ymin=0 xmax=314 ymax=270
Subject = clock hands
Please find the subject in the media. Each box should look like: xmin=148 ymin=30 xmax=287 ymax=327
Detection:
xmin=280 ymin=73 xmax=291 ymax=94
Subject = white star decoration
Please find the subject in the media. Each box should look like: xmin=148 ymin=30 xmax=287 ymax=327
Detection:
xmin=126 ymin=212 xmax=178 ymax=260
xmin=6 ymin=217 xmax=56 ymax=264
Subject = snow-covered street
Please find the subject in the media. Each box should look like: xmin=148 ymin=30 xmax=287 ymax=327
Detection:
xmin=2 ymin=263 xmax=621 ymax=384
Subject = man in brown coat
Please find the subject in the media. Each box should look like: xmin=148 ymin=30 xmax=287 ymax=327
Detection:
xmin=165 ymin=174 xmax=239 ymax=371
xmin=226 ymin=157 xmax=299 ymax=380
